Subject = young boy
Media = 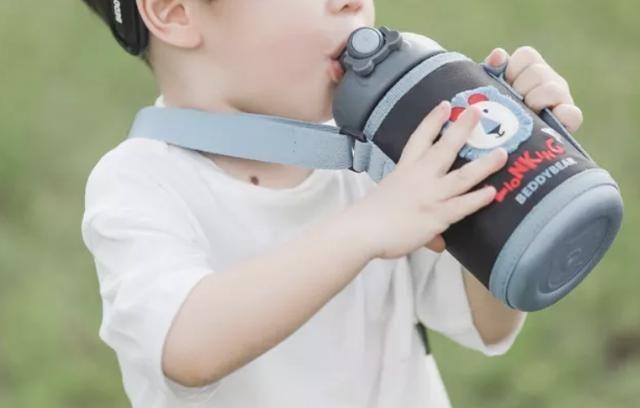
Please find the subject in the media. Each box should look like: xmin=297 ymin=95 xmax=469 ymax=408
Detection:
xmin=80 ymin=1 xmax=584 ymax=406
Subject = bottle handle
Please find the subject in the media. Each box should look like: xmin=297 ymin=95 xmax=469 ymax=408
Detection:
xmin=481 ymin=62 xmax=594 ymax=162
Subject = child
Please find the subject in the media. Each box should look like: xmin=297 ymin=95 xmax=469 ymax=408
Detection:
xmin=80 ymin=1 xmax=584 ymax=406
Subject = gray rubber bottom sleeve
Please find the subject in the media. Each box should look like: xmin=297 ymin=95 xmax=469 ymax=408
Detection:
xmin=489 ymin=167 xmax=622 ymax=309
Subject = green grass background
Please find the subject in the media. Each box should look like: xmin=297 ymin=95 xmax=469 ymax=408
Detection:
xmin=0 ymin=0 xmax=638 ymax=406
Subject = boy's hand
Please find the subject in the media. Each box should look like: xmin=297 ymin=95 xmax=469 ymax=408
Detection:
xmin=485 ymin=47 xmax=584 ymax=133
xmin=350 ymin=102 xmax=509 ymax=260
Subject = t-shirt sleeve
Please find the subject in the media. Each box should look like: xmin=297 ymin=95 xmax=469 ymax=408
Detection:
xmin=80 ymin=150 xmax=223 ymax=402
xmin=408 ymin=247 xmax=527 ymax=356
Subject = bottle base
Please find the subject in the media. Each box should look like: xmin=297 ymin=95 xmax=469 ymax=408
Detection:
xmin=489 ymin=168 xmax=624 ymax=311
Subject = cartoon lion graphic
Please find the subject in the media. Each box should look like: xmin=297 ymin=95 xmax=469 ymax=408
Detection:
xmin=446 ymin=86 xmax=534 ymax=161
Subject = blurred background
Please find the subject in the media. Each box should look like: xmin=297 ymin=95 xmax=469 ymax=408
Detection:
xmin=0 ymin=0 xmax=638 ymax=406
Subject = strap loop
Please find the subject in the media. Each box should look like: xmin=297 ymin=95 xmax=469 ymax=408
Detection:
xmin=352 ymin=139 xmax=373 ymax=173
xmin=350 ymin=138 xmax=397 ymax=182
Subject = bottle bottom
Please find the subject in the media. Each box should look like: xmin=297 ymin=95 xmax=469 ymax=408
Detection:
xmin=489 ymin=168 xmax=624 ymax=311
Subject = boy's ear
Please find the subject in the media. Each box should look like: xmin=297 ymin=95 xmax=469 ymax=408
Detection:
xmin=137 ymin=0 xmax=202 ymax=50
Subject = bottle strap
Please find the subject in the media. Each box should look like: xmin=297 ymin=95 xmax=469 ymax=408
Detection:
xmin=127 ymin=106 xmax=398 ymax=183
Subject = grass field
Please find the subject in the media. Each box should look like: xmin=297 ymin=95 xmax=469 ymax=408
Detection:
xmin=0 ymin=1 xmax=638 ymax=406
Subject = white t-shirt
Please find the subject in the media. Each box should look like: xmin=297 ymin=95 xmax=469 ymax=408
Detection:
xmin=80 ymin=99 xmax=526 ymax=408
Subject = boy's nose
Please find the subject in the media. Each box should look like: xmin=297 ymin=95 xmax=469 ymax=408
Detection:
xmin=327 ymin=0 xmax=364 ymax=14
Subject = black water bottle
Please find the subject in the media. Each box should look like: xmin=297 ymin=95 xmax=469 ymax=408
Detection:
xmin=332 ymin=27 xmax=624 ymax=311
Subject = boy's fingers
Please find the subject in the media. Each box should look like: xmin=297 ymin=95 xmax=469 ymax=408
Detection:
xmin=398 ymin=101 xmax=451 ymax=167
xmin=484 ymin=47 xmax=509 ymax=68
xmin=512 ymin=63 xmax=565 ymax=98
xmin=424 ymin=106 xmax=482 ymax=175
xmin=439 ymin=185 xmax=497 ymax=225
xmin=524 ymin=81 xmax=574 ymax=113
xmin=552 ymin=103 xmax=583 ymax=133
xmin=505 ymin=46 xmax=547 ymax=84
xmin=424 ymin=235 xmax=446 ymax=253
xmin=438 ymin=148 xmax=508 ymax=199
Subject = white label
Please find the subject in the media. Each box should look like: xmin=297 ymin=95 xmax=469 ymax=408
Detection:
xmin=113 ymin=0 xmax=123 ymax=24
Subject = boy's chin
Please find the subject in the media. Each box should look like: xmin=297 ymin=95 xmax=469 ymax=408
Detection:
xmin=285 ymin=101 xmax=334 ymax=124
xmin=311 ymin=94 xmax=336 ymax=123
xmin=251 ymin=88 xmax=334 ymax=123
xmin=309 ymin=109 xmax=334 ymax=124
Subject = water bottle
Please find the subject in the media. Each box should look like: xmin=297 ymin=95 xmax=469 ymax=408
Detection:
xmin=332 ymin=27 xmax=624 ymax=311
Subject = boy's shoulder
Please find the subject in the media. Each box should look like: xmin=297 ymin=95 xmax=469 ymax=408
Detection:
xmin=94 ymin=137 xmax=185 ymax=169
xmin=84 ymin=132 xmax=380 ymax=208
xmin=87 ymin=137 xmax=197 ymax=184
xmin=83 ymin=137 xmax=201 ymax=211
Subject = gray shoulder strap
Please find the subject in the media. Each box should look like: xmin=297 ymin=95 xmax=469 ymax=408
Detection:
xmin=126 ymin=106 xmax=397 ymax=182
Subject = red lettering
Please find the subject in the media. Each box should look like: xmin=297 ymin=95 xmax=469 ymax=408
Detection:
xmin=517 ymin=151 xmax=543 ymax=169
xmin=495 ymin=187 xmax=508 ymax=202
xmin=508 ymin=160 xmax=529 ymax=180
xmin=494 ymin=137 xmax=569 ymax=203
xmin=546 ymin=137 xmax=566 ymax=155
xmin=536 ymin=149 xmax=557 ymax=161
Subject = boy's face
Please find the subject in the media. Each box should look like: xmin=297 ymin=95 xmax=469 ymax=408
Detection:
xmin=193 ymin=0 xmax=375 ymax=122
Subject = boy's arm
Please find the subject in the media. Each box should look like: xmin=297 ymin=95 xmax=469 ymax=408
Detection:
xmin=461 ymin=267 xmax=527 ymax=346
xmin=162 ymin=205 xmax=374 ymax=388
xmin=409 ymin=247 xmax=526 ymax=356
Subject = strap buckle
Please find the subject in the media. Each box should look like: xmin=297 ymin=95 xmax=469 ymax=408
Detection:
xmin=339 ymin=126 xmax=368 ymax=143
xmin=340 ymin=127 xmax=370 ymax=173
xmin=339 ymin=126 xmax=397 ymax=182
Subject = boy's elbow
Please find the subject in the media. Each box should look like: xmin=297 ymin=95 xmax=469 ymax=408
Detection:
xmin=161 ymin=331 xmax=228 ymax=388
xmin=478 ymin=326 xmax=516 ymax=349
xmin=475 ymin=312 xmax=528 ymax=357
xmin=162 ymin=345 xmax=225 ymax=388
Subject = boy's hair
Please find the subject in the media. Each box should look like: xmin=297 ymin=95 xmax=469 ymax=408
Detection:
xmin=81 ymin=0 xmax=152 ymax=66
xmin=81 ymin=0 xmax=214 ymax=67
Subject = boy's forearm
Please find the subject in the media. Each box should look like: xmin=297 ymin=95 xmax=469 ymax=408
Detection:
xmin=461 ymin=267 xmax=526 ymax=346
xmin=162 ymin=206 xmax=373 ymax=387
